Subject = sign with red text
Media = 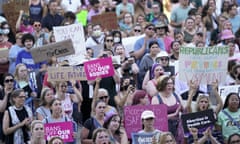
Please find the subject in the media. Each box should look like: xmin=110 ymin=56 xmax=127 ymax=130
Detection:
xmin=48 ymin=66 xmax=87 ymax=81
xmin=124 ymin=105 xmax=168 ymax=138
xmin=179 ymin=46 xmax=229 ymax=84
xmin=44 ymin=121 xmax=73 ymax=142
xmin=84 ymin=57 xmax=114 ymax=80
xmin=30 ymin=39 xmax=75 ymax=63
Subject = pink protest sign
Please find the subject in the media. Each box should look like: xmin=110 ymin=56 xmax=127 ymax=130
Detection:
xmin=44 ymin=121 xmax=73 ymax=142
xmin=124 ymin=105 xmax=168 ymax=138
xmin=84 ymin=57 xmax=114 ymax=80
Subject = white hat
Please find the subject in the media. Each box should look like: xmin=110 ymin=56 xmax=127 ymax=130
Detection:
xmin=156 ymin=51 xmax=169 ymax=59
xmin=141 ymin=110 xmax=155 ymax=119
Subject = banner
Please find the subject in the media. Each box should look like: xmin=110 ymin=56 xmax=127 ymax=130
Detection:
xmin=76 ymin=10 xmax=88 ymax=26
xmin=84 ymin=57 xmax=114 ymax=80
xmin=48 ymin=66 xmax=86 ymax=81
xmin=0 ymin=48 xmax=9 ymax=58
xmin=124 ymin=105 xmax=168 ymax=138
xmin=132 ymin=133 xmax=158 ymax=144
xmin=53 ymin=24 xmax=86 ymax=65
xmin=91 ymin=12 xmax=118 ymax=30
xmin=44 ymin=121 xmax=74 ymax=142
xmin=218 ymin=85 xmax=240 ymax=103
xmin=30 ymin=39 xmax=74 ymax=63
xmin=178 ymin=46 xmax=229 ymax=84
xmin=181 ymin=109 xmax=215 ymax=136
xmin=122 ymin=35 xmax=144 ymax=56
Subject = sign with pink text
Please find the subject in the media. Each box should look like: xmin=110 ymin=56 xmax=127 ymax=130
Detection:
xmin=179 ymin=46 xmax=229 ymax=85
xmin=44 ymin=121 xmax=73 ymax=142
xmin=124 ymin=105 xmax=168 ymax=138
xmin=84 ymin=57 xmax=114 ymax=80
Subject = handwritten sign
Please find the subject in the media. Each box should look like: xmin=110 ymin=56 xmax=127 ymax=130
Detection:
xmin=30 ymin=39 xmax=74 ymax=63
xmin=124 ymin=105 xmax=168 ymax=138
xmin=122 ymin=35 xmax=144 ymax=56
xmin=44 ymin=121 xmax=73 ymax=142
xmin=179 ymin=46 xmax=229 ymax=84
xmin=92 ymin=12 xmax=118 ymax=30
xmin=0 ymin=48 xmax=9 ymax=58
xmin=218 ymin=85 xmax=240 ymax=103
xmin=181 ymin=109 xmax=215 ymax=136
xmin=84 ymin=57 xmax=114 ymax=80
xmin=48 ymin=66 xmax=86 ymax=81
xmin=132 ymin=133 xmax=159 ymax=144
xmin=53 ymin=24 xmax=86 ymax=65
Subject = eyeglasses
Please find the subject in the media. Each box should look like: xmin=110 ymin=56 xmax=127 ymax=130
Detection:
xmin=106 ymin=39 xmax=113 ymax=42
xmin=134 ymin=29 xmax=141 ymax=32
xmin=5 ymin=79 xmax=14 ymax=83
xmin=61 ymin=85 xmax=67 ymax=88
xmin=99 ymin=95 xmax=108 ymax=100
xmin=34 ymin=24 xmax=41 ymax=27
xmin=17 ymin=96 xmax=26 ymax=99
xmin=147 ymin=27 xmax=154 ymax=31
xmin=160 ymin=58 xmax=169 ymax=61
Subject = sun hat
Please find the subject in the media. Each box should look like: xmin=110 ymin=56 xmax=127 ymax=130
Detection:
xmin=221 ymin=29 xmax=235 ymax=40
xmin=141 ymin=110 xmax=155 ymax=119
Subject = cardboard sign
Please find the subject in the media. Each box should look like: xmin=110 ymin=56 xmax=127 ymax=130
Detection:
xmin=132 ymin=133 xmax=158 ymax=144
xmin=124 ymin=105 xmax=168 ymax=138
xmin=3 ymin=0 xmax=29 ymax=33
xmin=89 ymin=44 xmax=104 ymax=58
xmin=178 ymin=46 xmax=229 ymax=84
xmin=48 ymin=66 xmax=87 ymax=81
xmin=92 ymin=12 xmax=118 ymax=30
xmin=30 ymin=39 xmax=75 ymax=63
xmin=218 ymin=85 xmax=240 ymax=103
xmin=44 ymin=121 xmax=73 ymax=142
xmin=84 ymin=57 xmax=114 ymax=80
xmin=0 ymin=48 xmax=9 ymax=58
xmin=53 ymin=24 xmax=86 ymax=65
xmin=181 ymin=109 xmax=215 ymax=136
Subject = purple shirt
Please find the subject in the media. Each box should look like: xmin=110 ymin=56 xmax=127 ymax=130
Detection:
xmin=87 ymin=9 xmax=101 ymax=22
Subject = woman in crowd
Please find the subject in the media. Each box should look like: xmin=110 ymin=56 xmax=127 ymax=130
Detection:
xmin=81 ymin=100 xmax=106 ymax=144
xmin=228 ymin=133 xmax=240 ymax=144
xmin=48 ymin=136 xmax=64 ymax=144
xmin=36 ymin=87 xmax=54 ymax=120
xmin=130 ymin=23 xmax=143 ymax=36
xmin=92 ymin=128 xmax=111 ymax=144
xmin=104 ymin=34 xmax=114 ymax=51
xmin=103 ymin=114 xmax=128 ymax=144
xmin=138 ymin=110 xmax=162 ymax=142
xmin=144 ymin=63 xmax=164 ymax=98
xmin=42 ymin=98 xmax=77 ymax=143
xmin=132 ymin=90 xmax=149 ymax=105
xmin=216 ymin=92 xmax=240 ymax=143
xmin=112 ymin=30 xmax=122 ymax=44
xmin=151 ymin=75 xmax=184 ymax=143
xmin=119 ymin=12 xmax=134 ymax=36
xmin=157 ymin=132 xmax=176 ymax=144
xmin=29 ymin=0 xmax=45 ymax=22
xmin=3 ymin=89 xmax=33 ymax=144
xmin=55 ymin=81 xmax=82 ymax=119
xmin=29 ymin=120 xmax=46 ymax=144
xmin=169 ymin=41 xmax=180 ymax=61
xmin=183 ymin=17 xmax=197 ymax=44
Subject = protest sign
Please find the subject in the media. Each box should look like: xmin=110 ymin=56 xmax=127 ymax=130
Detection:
xmin=44 ymin=121 xmax=73 ymax=142
xmin=53 ymin=24 xmax=86 ymax=65
xmin=30 ymin=39 xmax=74 ymax=63
xmin=84 ymin=57 xmax=114 ymax=80
xmin=178 ymin=46 xmax=229 ymax=84
xmin=132 ymin=133 xmax=159 ymax=144
xmin=89 ymin=44 xmax=104 ymax=58
xmin=0 ymin=48 xmax=9 ymax=58
xmin=124 ymin=105 xmax=168 ymax=138
xmin=181 ymin=109 xmax=215 ymax=136
xmin=218 ymin=85 xmax=240 ymax=103
xmin=91 ymin=12 xmax=118 ymax=30
xmin=48 ymin=66 xmax=86 ymax=81
xmin=122 ymin=35 xmax=144 ymax=56
xmin=3 ymin=0 xmax=29 ymax=33
xmin=76 ymin=10 xmax=88 ymax=26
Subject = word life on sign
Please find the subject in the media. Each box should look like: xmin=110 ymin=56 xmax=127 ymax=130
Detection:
xmin=124 ymin=105 xmax=168 ymax=138
xmin=48 ymin=66 xmax=86 ymax=81
xmin=84 ymin=57 xmax=114 ymax=80
xmin=181 ymin=109 xmax=215 ymax=136
xmin=44 ymin=121 xmax=73 ymax=142
xmin=178 ymin=46 xmax=229 ymax=84
xmin=30 ymin=39 xmax=74 ymax=63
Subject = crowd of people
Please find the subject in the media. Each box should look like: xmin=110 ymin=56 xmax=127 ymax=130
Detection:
xmin=0 ymin=0 xmax=240 ymax=143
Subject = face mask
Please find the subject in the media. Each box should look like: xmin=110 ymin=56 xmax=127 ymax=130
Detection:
xmin=2 ymin=29 xmax=9 ymax=34
xmin=114 ymin=37 xmax=120 ymax=43
xmin=93 ymin=30 xmax=102 ymax=37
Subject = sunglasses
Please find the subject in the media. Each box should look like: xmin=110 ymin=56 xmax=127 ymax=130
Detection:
xmin=134 ymin=29 xmax=141 ymax=32
xmin=61 ymin=85 xmax=67 ymax=88
xmin=34 ymin=24 xmax=41 ymax=27
xmin=5 ymin=79 xmax=14 ymax=83
xmin=147 ymin=27 xmax=154 ymax=31
xmin=106 ymin=39 xmax=113 ymax=42
xmin=160 ymin=58 xmax=169 ymax=61
xmin=99 ymin=95 xmax=108 ymax=100
xmin=17 ymin=95 xmax=26 ymax=99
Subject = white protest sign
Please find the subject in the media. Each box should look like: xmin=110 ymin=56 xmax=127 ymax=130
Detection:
xmin=53 ymin=24 xmax=86 ymax=65
xmin=179 ymin=46 xmax=229 ymax=84
xmin=122 ymin=35 xmax=144 ymax=56
xmin=218 ymin=85 xmax=240 ymax=103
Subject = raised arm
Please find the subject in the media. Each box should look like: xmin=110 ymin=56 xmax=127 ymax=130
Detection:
xmin=186 ymin=80 xmax=198 ymax=113
xmin=70 ymin=80 xmax=83 ymax=103
xmin=211 ymin=80 xmax=223 ymax=115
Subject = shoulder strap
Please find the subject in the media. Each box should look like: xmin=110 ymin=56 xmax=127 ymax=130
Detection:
xmin=173 ymin=93 xmax=180 ymax=102
xmin=157 ymin=94 xmax=162 ymax=104
xmin=222 ymin=110 xmax=240 ymax=128
xmin=40 ymin=107 xmax=48 ymax=118
xmin=91 ymin=36 xmax=100 ymax=44
xmin=93 ymin=117 xmax=102 ymax=128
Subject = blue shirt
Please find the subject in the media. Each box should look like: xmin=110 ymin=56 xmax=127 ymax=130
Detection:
xmin=41 ymin=13 xmax=63 ymax=31
xmin=8 ymin=45 xmax=24 ymax=74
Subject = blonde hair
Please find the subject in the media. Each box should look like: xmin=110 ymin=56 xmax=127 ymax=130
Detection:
xmin=14 ymin=63 xmax=28 ymax=82
xmin=31 ymin=120 xmax=43 ymax=132
xmin=196 ymin=94 xmax=211 ymax=111
xmin=158 ymin=132 xmax=176 ymax=144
